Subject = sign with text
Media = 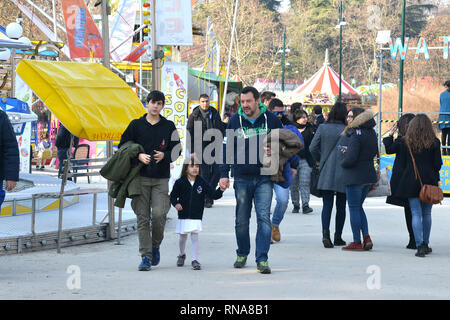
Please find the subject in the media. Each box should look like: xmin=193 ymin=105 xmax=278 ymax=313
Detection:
xmin=156 ymin=0 xmax=193 ymax=46
xmin=161 ymin=62 xmax=188 ymax=189
xmin=388 ymin=36 xmax=449 ymax=61
xmin=61 ymin=0 xmax=103 ymax=59
xmin=381 ymin=155 xmax=450 ymax=194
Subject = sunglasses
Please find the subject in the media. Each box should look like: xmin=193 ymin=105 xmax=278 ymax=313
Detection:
xmin=273 ymin=111 xmax=285 ymax=116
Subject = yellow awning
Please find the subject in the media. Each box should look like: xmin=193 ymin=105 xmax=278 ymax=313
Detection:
xmin=16 ymin=60 xmax=146 ymax=141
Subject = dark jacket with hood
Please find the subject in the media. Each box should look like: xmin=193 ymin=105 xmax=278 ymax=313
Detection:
xmin=395 ymin=138 xmax=442 ymax=199
xmin=219 ymin=103 xmax=283 ymax=179
xmin=170 ymin=175 xmax=223 ymax=220
xmin=339 ymin=109 xmax=378 ymax=186
xmin=186 ymin=105 xmax=226 ymax=154
xmin=119 ymin=114 xmax=181 ymax=179
xmin=0 ymin=110 xmax=19 ymax=182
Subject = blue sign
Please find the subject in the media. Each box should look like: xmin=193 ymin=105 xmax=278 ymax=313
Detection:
xmin=0 ymin=97 xmax=30 ymax=113
xmin=381 ymin=155 xmax=450 ymax=195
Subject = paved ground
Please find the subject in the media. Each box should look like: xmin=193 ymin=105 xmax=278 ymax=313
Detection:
xmin=1 ymin=178 xmax=450 ymax=300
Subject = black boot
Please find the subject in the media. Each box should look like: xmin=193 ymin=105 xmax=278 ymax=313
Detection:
xmin=424 ymin=242 xmax=432 ymax=255
xmin=415 ymin=243 xmax=426 ymax=257
xmin=322 ymin=230 xmax=334 ymax=248
xmin=406 ymin=236 xmax=417 ymax=250
xmin=333 ymin=233 xmax=346 ymax=246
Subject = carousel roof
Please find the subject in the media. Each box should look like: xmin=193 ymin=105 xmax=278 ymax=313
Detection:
xmin=293 ymin=50 xmax=358 ymax=96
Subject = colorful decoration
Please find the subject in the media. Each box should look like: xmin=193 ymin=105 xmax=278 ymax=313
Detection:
xmin=440 ymin=36 xmax=449 ymax=60
xmin=389 ymin=36 xmax=449 ymax=60
xmin=389 ymin=37 xmax=409 ymax=60
xmin=415 ymin=37 xmax=430 ymax=60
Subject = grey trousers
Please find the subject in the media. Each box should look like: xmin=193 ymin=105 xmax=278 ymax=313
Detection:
xmin=131 ymin=177 xmax=170 ymax=258
xmin=290 ymin=158 xmax=311 ymax=208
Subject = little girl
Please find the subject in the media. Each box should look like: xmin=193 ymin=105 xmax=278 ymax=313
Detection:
xmin=170 ymin=159 xmax=224 ymax=270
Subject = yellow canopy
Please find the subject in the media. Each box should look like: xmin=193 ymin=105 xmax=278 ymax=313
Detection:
xmin=16 ymin=60 xmax=146 ymax=141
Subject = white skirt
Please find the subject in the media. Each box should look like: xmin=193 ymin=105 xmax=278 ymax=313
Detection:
xmin=176 ymin=219 xmax=203 ymax=234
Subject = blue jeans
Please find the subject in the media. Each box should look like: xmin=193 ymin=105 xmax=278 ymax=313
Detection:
xmin=271 ymin=184 xmax=290 ymax=227
xmin=408 ymin=198 xmax=432 ymax=246
xmin=233 ymin=176 xmax=273 ymax=263
xmin=346 ymin=185 xmax=370 ymax=242
xmin=321 ymin=191 xmax=346 ymax=235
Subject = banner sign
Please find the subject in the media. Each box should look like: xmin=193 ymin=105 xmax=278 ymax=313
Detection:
xmin=389 ymin=36 xmax=449 ymax=60
xmin=61 ymin=0 xmax=103 ymax=59
xmin=381 ymin=155 xmax=450 ymax=194
xmin=161 ymin=62 xmax=188 ymax=190
xmin=109 ymin=0 xmax=137 ymax=62
xmin=156 ymin=0 xmax=193 ymax=46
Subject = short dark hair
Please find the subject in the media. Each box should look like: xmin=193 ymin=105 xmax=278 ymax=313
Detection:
xmin=260 ymin=91 xmax=275 ymax=102
xmin=268 ymin=98 xmax=284 ymax=111
xmin=444 ymin=80 xmax=450 ymax=88
xmin=293 ymin=109 xmax=308 ymax=122
xmin=241 ymin=86 xmax=260 ymax=101
xmin=199 ymin=94 xmax=209 ymax=100
xmin=146 ymin=90 xmax=165 ymax=104
xmin=290 ymin=102 xmax=303 ymax=114
xmin=313 ymin=105 xmax=323 ymax=115
xmin=327 ymin=101 xmax=347 ymax=124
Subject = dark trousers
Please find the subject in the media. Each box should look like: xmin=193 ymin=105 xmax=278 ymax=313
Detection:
xmin=57 ymin=148 xmax=69 ymax=177
xmin=404 ymin=206 xmax=415 ymax=242
xmin=442 ymin=128 xmax=450 ymax=156
xmin=200 ymin=163 xmax=220 ymax=201
xmin=321 ymin=191 xmax=346 ymax=235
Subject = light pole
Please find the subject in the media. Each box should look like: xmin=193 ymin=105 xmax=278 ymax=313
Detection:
xmin=398 ymin=0 xmax=407 ymax=117
xmin=337 ymin=1 xmax=346 ymax=103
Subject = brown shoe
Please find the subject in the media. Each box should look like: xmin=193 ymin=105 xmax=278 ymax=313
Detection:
xmin=271 ymin=225 xmax=280 ymax=242
xmin=342 ymin=242 xmax=363 ymax=251
xmin=363 ymin=235 xmax=373 ymax=251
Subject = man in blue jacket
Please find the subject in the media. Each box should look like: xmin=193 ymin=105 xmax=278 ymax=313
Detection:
xmin=439 ymin=80 xmax=450 ymax=155
xmin=219 ymin=86 xmax=282 ymax=274
xmin=0 ymin=110 xmax=19 ymax=209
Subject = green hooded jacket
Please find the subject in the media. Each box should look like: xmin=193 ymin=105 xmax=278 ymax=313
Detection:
xmin=100 ymin=141 xmax=144 ymax=208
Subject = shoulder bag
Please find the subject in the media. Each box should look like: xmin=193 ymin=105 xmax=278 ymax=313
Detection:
xmin=407 ymin=143 xmax=443 ymax=205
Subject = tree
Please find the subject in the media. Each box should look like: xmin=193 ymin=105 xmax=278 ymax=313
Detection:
xmin=259 ymin=0 xmax=282 ymax=11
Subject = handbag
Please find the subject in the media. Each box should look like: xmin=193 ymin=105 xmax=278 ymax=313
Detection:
xmin=407 ymin=143 xmax=443 ymax=205
xmin=367 ymin=151 xmax=392 ymax=197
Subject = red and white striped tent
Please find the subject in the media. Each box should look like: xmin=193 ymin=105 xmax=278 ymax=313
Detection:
xmin=293 ymin=51 xmax=358 ymax=97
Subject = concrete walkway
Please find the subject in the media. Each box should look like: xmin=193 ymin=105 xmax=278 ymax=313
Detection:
xmin=1 ymin=184 xmax=450 ymax=300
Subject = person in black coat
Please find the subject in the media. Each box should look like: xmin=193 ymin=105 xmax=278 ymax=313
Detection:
xmin=55 ymin=123 xmax=79 ymax=178
xmin=0 ymin=110 xmax=20 ymax=208
xmin=383 ymin=113 xmax=416 ymax=249
xmin=290 ymin=109 xmax=315 ymax=214
xmin=186 ymin=94 xmax=226 ymax=208
xmin=338 ymin=108 xmax=378 ymax=251
xmin=395 ymin=114 xmax=442 ymax=258
xmin=170 ymin=159 xmax=225 ymax=270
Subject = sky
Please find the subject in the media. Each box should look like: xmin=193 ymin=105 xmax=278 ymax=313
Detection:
xmin=279 ymin=0 xmax=291 ymax=12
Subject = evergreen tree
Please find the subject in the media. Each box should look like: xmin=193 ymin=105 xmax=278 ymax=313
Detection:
xmin=259 ymin=0 xmax=282 ymax=11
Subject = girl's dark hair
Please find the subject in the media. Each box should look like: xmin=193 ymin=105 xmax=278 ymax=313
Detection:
xmin=350 ymin=106 xmax=365 ymax=119
xmin=180 ymin=158 xmax=201 ymax=178
xmin=327 ymin=101 xmax=347 ymax=124
xmin=41 ymin=132 xmax=49 ymax=139
xmin=397 ymin=113 xmax=415 ymax=136
xmin=290 ymin=102 xmax=303 ymax=114
xmin=405 ymin=114 xmax=436 ymax=153
xmin=293 ymin=109 xmax=308 ymax=123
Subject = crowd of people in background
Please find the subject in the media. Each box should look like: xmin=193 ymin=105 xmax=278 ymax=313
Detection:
xmin=2 ymin=81 xmax=447 ymax=274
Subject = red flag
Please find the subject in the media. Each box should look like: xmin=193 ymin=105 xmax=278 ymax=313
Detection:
xmin=123 ymin=41 xmax=148 ymax=62
xmin=61 ymin=0 xmax=103 ymax=59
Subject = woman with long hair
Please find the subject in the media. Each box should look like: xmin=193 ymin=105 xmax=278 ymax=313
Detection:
xmin=383 ymin=113 xmax=416 ymax=249
xmin=338 ymin=108 xmax=378 ymax=251
xmin=290 ymin=109 xmax=315 ymax=214
xmin=396 ymin=114 xmax=442 ymax=257
xmin=310 ymin=102 xmax=348 ymax=248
